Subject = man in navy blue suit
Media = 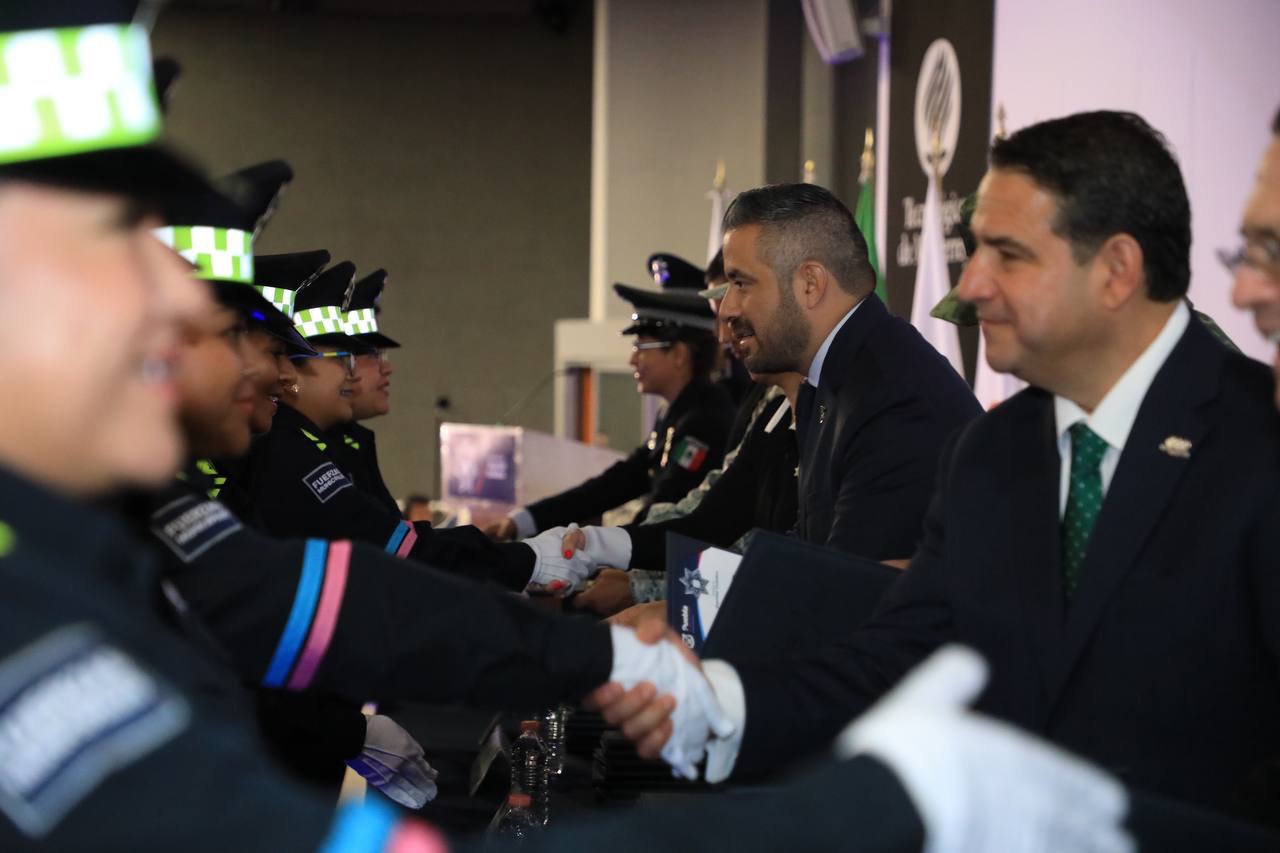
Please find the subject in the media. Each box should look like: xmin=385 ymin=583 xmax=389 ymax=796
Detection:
xmin=717 ymin=182 xmax=981 ymax=560
xmin=598 ymin=111 xmax=1280 ymax=825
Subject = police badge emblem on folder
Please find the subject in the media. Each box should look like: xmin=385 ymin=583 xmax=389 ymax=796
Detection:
xmin=664 ymin=533 xmax=742 ymax=654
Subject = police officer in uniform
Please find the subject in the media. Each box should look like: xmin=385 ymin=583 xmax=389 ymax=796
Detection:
xmin=649 ymin=250 xmax=754 ymax=410
xmin=230 ymin=261 xmax=565 ymax=590
xmin=154 ymin=164 xmax=442 ymax=803
xmin=493 ymin=284 xmax=735 ymax=541
xmin=327 ymin=268 xmax=402 ymax=515
xmin=143 ymin=168 xmax=643 ymax=709
xmin=0 ymin=5 xmax=445 ymax=847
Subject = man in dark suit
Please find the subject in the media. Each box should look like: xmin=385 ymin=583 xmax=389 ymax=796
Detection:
xmin=717 ymin=183 xmax=981 ymax=560
xmin=596 ymin=111 xmax=1280 ymax=823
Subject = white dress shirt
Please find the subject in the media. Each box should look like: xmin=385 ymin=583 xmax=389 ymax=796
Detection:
xmin=704 ymin=299 xmax=1192 ymax=783
xmin=1053 ymin=301 xmax=1189 ymax=516
xmin=806 ymin=301 xmax=862 ymax=388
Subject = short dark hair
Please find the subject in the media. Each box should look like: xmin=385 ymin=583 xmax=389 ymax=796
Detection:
xmin=683 ymin=331 xmax=720 ymax=381
xmin=722 ymin=183 xmax=875 ymax=297
xmin=990 ymin=110 xmax=1190 ymax=302
xmin=705 ymin=248 xmax=726 ymax=284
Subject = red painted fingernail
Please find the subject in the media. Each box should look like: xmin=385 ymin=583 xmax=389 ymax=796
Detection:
xmin=563 ymin=549 xmax=573 ymax=558
xmin=547 ymin=580 xmax=566 ymax=591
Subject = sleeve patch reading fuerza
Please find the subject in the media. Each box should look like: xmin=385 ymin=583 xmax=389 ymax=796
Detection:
xmin=149 ymin=494 xmax=243 ymax=563
xmin=303 ymin=463 xmax=352 ymax=504
xmin=0 ymin=625 xmax=190 ymax=838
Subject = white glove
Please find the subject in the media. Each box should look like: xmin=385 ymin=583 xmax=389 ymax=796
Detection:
xmin=523 ymin=526 xmax=598 ymax=595
xmin=607 ymin=625 xmax=735 ymax=780
xmin=347 ymin=714 xmax=439 ymax=810
xmin=835 ymin=646 xmax=1132 ymax=853
xmin=574 ymin=524 xmax=633 ymax=569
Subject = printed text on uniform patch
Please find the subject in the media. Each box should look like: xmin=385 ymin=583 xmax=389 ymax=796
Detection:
xmin=0 ymin=625 xmax=190 ymax=837
xmin=303 ymin=462 xmax=352 ymax=503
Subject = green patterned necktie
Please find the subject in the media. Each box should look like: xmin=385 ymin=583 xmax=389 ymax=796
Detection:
xmin=1061 ymin=422 xmax=1109 ymax=597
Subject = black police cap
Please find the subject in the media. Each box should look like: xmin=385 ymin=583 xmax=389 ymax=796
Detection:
xmin=347 ymin=269 xmax=401 ymax=350
xmin=647 ymin=253 xmax=706 ymax=292
xmin=0 ymin=3 xmax=213 ymax=202
xmin=614 ymin=283 xmax=716 ymax=340
xmin=293 ymin=261 xmax=368 ymax=351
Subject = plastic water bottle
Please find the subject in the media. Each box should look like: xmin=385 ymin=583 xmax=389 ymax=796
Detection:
xmin=509 ymin=720 xmax=549 ymax=825
xmin=542 ymin=705 xmax=570 ymax=776
xmin=495 ymin=793 xmax=539 ymax=842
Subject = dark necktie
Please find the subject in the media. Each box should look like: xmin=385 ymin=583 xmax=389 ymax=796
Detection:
xmin=1061 ymin=422 xmax=1108 ymax=597
xmin=795 ymin=381 xmax=817 ymax=443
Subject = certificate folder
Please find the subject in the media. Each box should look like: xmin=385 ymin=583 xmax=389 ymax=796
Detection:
xmin=700 ymin=530 xmax=900 ymax=660
xmin=664 ymin=533 xmax=742 ymax=656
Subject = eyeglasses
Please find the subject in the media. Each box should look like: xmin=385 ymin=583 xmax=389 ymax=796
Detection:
xmin=632 ymin=341 xmax=674 ymax=353
xmin=356 ymin=349 xmax=392 ymax=365
xmin=1217 ymin=238 xmax=1280 ymax=280
xmin=290 ymin=350 xmax=357 ymax=376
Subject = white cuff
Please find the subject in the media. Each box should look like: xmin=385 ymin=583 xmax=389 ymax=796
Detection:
xmin=508 ymin=507 xmax=537 ymax=539
xmin=583 ymin=525 xmax=633 ymax=569
xmin=701 ymin=659 xmax=746 ymax=784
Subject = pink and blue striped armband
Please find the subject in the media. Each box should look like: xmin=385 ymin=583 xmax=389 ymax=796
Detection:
xmin=384 ymin=520 xmax=418 ymax=558
xmin=320 ymin=800 xmax=448 ymax=852
xmin=262 ymin=539 xmax=352 ymax=690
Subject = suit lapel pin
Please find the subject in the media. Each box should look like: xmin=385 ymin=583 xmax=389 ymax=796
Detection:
xmin=818 ymin=404 xmax=826 ymax=425
xmin=1157 ymin=435 xmax=1192 ymax=459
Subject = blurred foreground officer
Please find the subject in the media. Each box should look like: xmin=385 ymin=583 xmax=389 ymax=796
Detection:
xmin=493 ymin=285 xmax=735 ymax=540
xmin=0 ymin=4 xmax=445 ymax=848
xmin=330 ymin=268 xmax=401 ymax=515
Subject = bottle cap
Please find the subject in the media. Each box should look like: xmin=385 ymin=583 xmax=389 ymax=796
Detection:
xmin=508 ymin=792 xmax=532 ymax=808
xmin=520 ymin=720 xmax=541 ymax=734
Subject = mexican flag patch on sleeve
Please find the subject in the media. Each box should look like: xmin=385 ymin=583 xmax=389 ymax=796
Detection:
xmin=673 ymin=437 xmax=710 ymax=472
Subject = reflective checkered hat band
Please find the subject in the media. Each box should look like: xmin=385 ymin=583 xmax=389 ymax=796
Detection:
xmin=258 ymin=286 xmax=296 ymax=317
xmin=0 ymin=24 xmax=161 ymax=165
xmin=294 ymin=306 xmax=345 ymax=338
xmin=344 ymin=307 xmax=378 ymax=335
xmin=153 ymin=226 xmax=254 ymax=285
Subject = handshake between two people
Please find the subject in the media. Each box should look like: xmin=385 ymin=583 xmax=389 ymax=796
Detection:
xmin=522 ymin=523 xmax=631 ymax=595
xmin=587 ymin=629 xmax=1132 ymax=853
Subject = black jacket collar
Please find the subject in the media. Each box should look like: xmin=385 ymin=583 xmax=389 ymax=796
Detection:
xmin=816 ymin=293 xmax=889 ymax=392
xmin=272 ymin=401 xmax=326 ymax=436
xmin=0 ymin=464 xmax=149 ymax=591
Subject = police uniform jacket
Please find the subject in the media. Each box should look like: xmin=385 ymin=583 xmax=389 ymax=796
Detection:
xmin=237 ymin=402 xmax=535 ymax=589
xmin=0 ymin=465 xmax=344 ymax=851
xmin=144 ymin=462 xmax=614 ymax=708
xmin=525 ymin=378 xmax=735 ymax=531
xmin=624 ymin=392 xmax=798 ymax=570
xmin=327 ymin=422 xmax=400 ymax=516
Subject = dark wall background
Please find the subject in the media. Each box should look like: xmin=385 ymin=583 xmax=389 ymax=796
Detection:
xmin=885 ymin=0 xmax=995 ymax=381
xmin=153 ymin=5 xmax=593 ymax=501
